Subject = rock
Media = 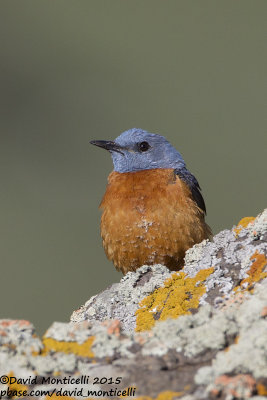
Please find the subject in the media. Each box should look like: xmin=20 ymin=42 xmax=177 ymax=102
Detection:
xmin=71 ymin=209 xmax=267 ymax=334
xmin=71 ymin=263 xmax=172 ymax=333
xmin=0 ymin=209 xmax=266 ymax=399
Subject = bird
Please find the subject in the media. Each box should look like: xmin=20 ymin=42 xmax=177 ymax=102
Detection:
xmin=90 ymin=128 xmax=212 ymax=275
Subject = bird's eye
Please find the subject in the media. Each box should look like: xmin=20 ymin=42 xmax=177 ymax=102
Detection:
xmin=138 ymin=141 xmax=150 ymax=152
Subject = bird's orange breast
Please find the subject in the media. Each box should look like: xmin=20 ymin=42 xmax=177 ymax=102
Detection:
xmin=99 ymin=169 xmax=211 ymax=274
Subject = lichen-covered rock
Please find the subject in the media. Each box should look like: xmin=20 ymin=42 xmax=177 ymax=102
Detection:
xmin=0 ymin=209 xmax=266 ymax=399
xmin=72 ymin=209 xmax=267 ymax=333
xmin=71 ymin=263 xmax=173 ymax=333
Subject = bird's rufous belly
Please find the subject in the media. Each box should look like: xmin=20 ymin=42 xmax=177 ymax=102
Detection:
xmin=99 ymin=169 xmax=211 ymax=274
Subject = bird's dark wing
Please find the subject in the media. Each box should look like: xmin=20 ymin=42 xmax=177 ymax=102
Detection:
xmin=174 ymin=168 xmax=207 ymax=214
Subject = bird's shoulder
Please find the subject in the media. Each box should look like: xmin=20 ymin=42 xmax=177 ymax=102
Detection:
xmin=174 ymin=168 xmax=206 ymax=214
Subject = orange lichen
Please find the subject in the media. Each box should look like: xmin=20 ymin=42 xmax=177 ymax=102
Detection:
xmin=234 ymin=216 xmax=255 ymax=236
xmin=0 ymin=320 xmax=31 ymax=328
xmin=135 ymin=268 xmax=214 ymax=332
xmin=234 ymin=251 xmax=267 ymax=292
xmin=42 ymin=336 xmax=95 ymax=358
xmin=102 ymin=319 xmax=121 ymax=337
xmin=212 ymin=374 xmax=256 ymax=398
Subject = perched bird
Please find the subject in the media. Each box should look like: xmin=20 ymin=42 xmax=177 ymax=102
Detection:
xmin=90 ymin=128 xmax=211 ymax=274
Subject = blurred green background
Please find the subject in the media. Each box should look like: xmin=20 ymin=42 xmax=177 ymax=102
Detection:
xmin=0 ymin=1 xmax=266 ymax=335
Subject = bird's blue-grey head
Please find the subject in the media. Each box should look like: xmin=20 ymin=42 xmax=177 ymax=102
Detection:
xmin=90 ymin=128 xmax=186 ymax=173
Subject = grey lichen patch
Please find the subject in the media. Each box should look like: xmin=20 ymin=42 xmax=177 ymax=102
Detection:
xmin=183 ymin=211 xmax=267 ymax=308
xmin=28 ymin=353 xmax=77 ymax=375
xmin=0 ymin=320 xmax=43 ymax=355
xmin=45 ymin=320 xmax=96 ymax=344
xmin=70 ymin=264 xmax=172 ymax=333
xmin=91 ymin=328 xmax=136 ymax=359
xmin=195 ymin=279 xmax=267 ymax=387
xmin=250 ymin=397 xmax=267 ymax=400
xmin=0 ymin=352 xmax=36 ymax=378
xmin=248 ymin=209 xmax=267 ymax=240
xmin=140 ymin=304 xmax=238 ymax=358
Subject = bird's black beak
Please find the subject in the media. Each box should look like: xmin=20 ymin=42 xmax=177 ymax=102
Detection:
xmin=90 ymin=140 xmax=124 ymax=155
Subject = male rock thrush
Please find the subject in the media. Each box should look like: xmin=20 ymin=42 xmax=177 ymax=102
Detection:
xmin=90 ymin=128 xmax=211 ymax=274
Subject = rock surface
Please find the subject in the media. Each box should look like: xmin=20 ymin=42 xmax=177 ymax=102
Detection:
xmin=0 ymin=209 xmax=266 ymax=400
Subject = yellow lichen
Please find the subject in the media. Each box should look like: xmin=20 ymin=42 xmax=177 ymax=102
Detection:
xmin=257 ymin=383 xmax=267 ymax=396
xmin=7 ymin=372 xmax=28 ymax=397
xmin=118 ymin=386 xmax=137 ymax=398
xmin=234 ymin=251 xmax=267 ymax=292
xmin=156 ymin=392 xmax=182 ymax=400
xmin=234 ymin=216 xmax=255 ymax=236
xmin=234 ymin=335 xmax=240 ymax=344
xmin=135 ymin=268 xmax=214 ymax=332
xmin=42 ymin=336 xmax=95 ymax=358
